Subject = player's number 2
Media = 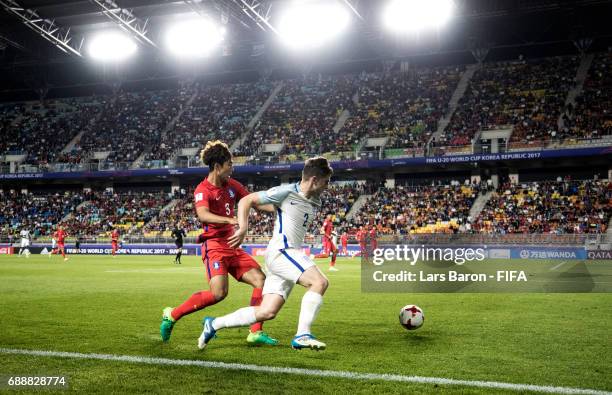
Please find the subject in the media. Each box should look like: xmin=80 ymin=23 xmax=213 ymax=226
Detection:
xmin=303 ymin=213 xmax=309 ymax=227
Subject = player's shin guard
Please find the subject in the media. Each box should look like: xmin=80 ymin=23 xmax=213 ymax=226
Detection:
xmin=171 ymin=290 xmax=216 ymax=321
xmin=296 ymin=291 xmax=323 ymax=337
xmin=249 ymin=288 xmax=263 ymax=333
xmin=212 ymin=306 xmax=257 ymax=330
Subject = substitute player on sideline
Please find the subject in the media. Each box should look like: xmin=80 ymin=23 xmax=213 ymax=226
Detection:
xmin=160 ymin=140 xmax=277 ymax=346
xmin=198 ymin=157 xmax=333 ymax=351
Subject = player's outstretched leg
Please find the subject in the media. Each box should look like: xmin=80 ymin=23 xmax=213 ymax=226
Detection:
xmin=161 ymin=289 xmax=217 ymax=342
xmin=198 ymin=294 xmax=284 ymax=349
xmin=292 ymin=267 xmax=328 ymax=351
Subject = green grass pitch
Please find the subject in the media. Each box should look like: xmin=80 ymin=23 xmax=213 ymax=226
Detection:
xmin=0 ymin=254 xmax=610 ymax=394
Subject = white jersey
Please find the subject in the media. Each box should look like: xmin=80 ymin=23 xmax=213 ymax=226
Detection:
xmin=20 ymin=230 xmax=31 ymax=247
xmin=258 ymin=182 xmax=321 ymax=251
xmin=20 ymin=229 xmax=31 ymax=242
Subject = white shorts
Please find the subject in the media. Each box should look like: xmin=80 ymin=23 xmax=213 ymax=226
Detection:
xmin=52 ymin=240 xmax=57 ymax=249
xmin=20 ymin=239 xmax=30 ymax=248
xmin=263 ymin=248 xmax=315 ymax=300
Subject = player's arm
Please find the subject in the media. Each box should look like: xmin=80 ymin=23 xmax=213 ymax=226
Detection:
xmin=234 ymin=181 xmax=274 ymax=213
xmin=228 ymin=192 xmax=262 ymax=248
xmin=195 ymin=206 xmax=238 ymax=225
xmin=254 ymin=203 xmax=275 ymax=213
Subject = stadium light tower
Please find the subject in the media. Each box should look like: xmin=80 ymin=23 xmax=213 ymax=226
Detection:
xmin=383 ymin=0 xmax=455 ymax=34
xmin=88 ymin=32 xmax=137 ymax=62
xmin=165 ymin=18 xmax=226 ymax=58
xmin=277 ymin=1 xmax=350 ymax=50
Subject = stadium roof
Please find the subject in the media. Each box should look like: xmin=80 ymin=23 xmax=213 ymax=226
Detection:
xmin=0 ymin=0 xmax=611 ymax=99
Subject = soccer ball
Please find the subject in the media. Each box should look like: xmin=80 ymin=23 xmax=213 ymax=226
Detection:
xmin=399 ymin=305 xmax=424 ymax=330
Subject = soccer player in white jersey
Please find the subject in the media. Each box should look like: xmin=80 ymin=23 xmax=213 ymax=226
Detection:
xmin=18 ymin=228 xmax=31 ymax=258
xmin=198 ymin=157 xmax=333 ymax=351
xmin=49 ymin=234 xmax=57 ymax=259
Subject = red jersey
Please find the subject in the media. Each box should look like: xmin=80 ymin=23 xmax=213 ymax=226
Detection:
xmin=54 ymin=229 xmax=66 ymax=244
xmin=357 ymin=230 xmax=366 ymax=245
xmin=111 ymin=230 xmax=119 ymax=242
xmin=369 ymin=228 xmax=378 ymax=247
xmin=322 ymin=219 xmax=333 ymax=240
xmin=340 ymin=233 xmax=348 ymax=246
xmin=194 ymin=178 xmax=249 ymax=247
xmin=368 ymin=228 xmax=377 ymax=240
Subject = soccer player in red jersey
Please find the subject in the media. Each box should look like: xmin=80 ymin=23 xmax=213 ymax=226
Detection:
xmin=111 ymin=228 xmax=120 ymax=257
xmin=368 ymin=225 xmax=378 ymax=251
xmin=54 ymin=226 xmax=68 ymax=261
xmin=160 ymin=140 xmax=277 ymax=346
xmin=356 ymin=226 xmax=367 ymax=261
xmin=314 ymin=215 xmax=338 ymax=271
xmin=340 ymin=232 xmax=348 ymax=257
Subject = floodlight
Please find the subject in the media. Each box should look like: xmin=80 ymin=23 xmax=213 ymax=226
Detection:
xmin=88 ymin=32 xmax=137 ymax=62
xmin=165 ymin=19 xmax=225 ymax=58
xmin=383 ymin=0 xmax=454 ymax=33
xmin=278 ymin=2 xmax=350 ymax=50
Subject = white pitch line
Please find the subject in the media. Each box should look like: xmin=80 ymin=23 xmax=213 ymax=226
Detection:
xmin=0 ymin=348 xmax=609 ymax=395
xmin=550 ymin=261 xmax=568 ymax=271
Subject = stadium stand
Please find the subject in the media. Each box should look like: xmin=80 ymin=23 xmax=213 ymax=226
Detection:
xmin=560 ymin=52 xmax=612 ymax=142
xmin=473 ymin=180 xmax=611 ymax=234
xmin=436 ymin=56 xmax=579 ymax=151
xmin=1 ymin=97 xmax=104 ymax=168
xmin=71 ymin=88 xmax=191 ymax=168
xmin=145 ymin=81 xmax=274 ymax=166
xmin=350 ymin=67 xmax=461 ymax=152
xmin=350 ymin=184 xmax=479 ymax=234
xmin=234 ymin=75 xmax=358 ymax=161
xmin=60 ymin=190 xmax=175 ymax=237
xmin=0 ymin=190 xmax=90 ymax=238
xmin=3 ymin=54 xmax=612 ymax=170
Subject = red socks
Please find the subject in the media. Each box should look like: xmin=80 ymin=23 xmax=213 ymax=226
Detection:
xmin=170 ymin=288 xmax=265 ymax=332
xmin=171 ymin=290 xmax=216 ymax=321
xmin=249 ymin=288 xmax=263 ymax=333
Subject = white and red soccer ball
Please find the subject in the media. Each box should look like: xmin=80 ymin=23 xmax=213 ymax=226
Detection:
xmin=399 ymin=305 xmax=424 ymax=330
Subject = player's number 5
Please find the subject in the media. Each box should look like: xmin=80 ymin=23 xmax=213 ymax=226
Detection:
xmin=303 ymin=213 xmax=309 ymax=227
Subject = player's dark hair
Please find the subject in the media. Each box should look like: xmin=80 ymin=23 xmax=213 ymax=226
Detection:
xmin=302 ymin=156 xmax=333 ymax=180
xmin=200 ymin=140 xmax=231 ymax=171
